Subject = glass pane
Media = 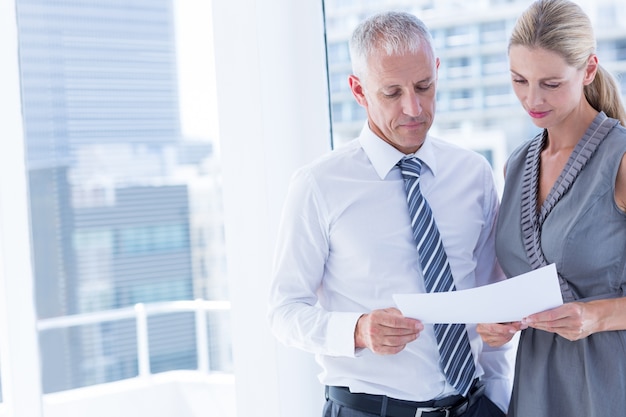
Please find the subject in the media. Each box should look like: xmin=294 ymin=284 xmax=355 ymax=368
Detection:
xmin=323 ymin=0 xmax=532 ymax=156
xmin=148 ymin=313 xmax=196 ymax=373
xmin=207 ymin=309 xmax=233 ymax=372
xmin=40 ymin=320 xmax=138 ymax=393
xmin=323 ymin=0 xmax=626 ymax=186
xmin=480 ymin=21 xmax=506 ymax=44
xmin=15 ymin=0 xmax=230 ymax=393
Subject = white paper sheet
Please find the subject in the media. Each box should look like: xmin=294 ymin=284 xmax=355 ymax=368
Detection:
xmin=393 ymin=263 xmax=563 ymax=323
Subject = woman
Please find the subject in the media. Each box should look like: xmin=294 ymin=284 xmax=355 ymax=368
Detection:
xmin=477 ymin=0 xmax=626 ymax=416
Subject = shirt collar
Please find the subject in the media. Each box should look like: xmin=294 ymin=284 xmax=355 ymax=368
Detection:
xmin=358 ymin=122 xmax=437 ymax=180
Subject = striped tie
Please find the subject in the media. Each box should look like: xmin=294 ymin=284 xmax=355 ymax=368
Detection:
xmin=398 ymin=156 xmax=476 ymax=396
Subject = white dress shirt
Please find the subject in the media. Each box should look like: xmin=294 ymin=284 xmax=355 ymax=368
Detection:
xmin=268 ymin=124 xmax=514 ymax=411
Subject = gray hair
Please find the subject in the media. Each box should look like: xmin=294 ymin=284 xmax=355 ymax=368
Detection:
xmin=349 ymin=11 xmax=435 ymax=78
xmin=510 ymin=0 xmax=625 ymax=124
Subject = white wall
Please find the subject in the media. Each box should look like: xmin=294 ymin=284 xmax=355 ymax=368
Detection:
xmin=211 ymin=0 xmax=332 ymax=416
xmin=0 ymin=1 xmax=44 ymax=416
xmin=41 ymin=372 xmax=235 ymax=417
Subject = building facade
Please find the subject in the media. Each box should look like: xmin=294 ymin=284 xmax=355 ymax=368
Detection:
xmin=325 ymin=0 xmax=626 ymax=186
xmin=15 ymin=0 xmax=230 ymax=393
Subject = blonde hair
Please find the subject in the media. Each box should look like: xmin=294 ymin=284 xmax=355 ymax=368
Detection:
xmin=509 ymin=0 xmax=626 ymax=125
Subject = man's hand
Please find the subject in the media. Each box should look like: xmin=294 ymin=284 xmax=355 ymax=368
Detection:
xmin=476 ymin=322 xmax=523 ymax=347
xmin=354 ymin=307 xmax=423 ymax=354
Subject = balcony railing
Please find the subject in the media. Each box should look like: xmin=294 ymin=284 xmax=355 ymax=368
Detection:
xmin=36 ymin=299 xmax=232 ymax=383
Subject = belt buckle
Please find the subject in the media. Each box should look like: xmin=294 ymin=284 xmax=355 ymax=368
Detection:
xmin=415 ymin=407 xmax=450 ymax=417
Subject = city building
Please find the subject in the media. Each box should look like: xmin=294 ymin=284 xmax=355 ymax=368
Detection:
xmin=325 ymin=0 xmax=626 ymax=192
xmin=14 ymin=0 xmax=230 ymax=396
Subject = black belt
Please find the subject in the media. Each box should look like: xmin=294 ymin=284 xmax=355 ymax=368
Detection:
xmin=325 ymin=380 xmax=484 ymax=417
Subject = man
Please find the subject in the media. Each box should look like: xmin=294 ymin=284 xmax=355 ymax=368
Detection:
xmin=268 ymin=11 xmax=513 ymax=417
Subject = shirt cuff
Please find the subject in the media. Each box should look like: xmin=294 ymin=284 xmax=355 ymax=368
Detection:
xmin=325 ymin=311 xmax=364 ymax=357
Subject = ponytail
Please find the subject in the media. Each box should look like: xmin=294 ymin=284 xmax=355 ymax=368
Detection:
xmin=585 ymin=65 xmax=626 ymax=126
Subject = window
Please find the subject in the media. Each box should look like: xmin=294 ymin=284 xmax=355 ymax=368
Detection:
xmin=14 ymin=0 xmax=231 ymax=394
xmin=329 ymin=70 xmax=351 ymax=94
xmin=450 ymin=89 xmax=474 ymax=110
xmin=618 ymin=73 xmax=626 ymax=96
xmin=326 ymin=41 xmax=351 ymax=64
xmin=480 ymin=21 xmax=506 ymax=44
xmin=597 ymin=40 xmax=616 ymax=61
xmin=445 ymin=25 xmax=473 ymax=47
xmin=597 ymin=4 xmax=618 ymax=28
xmin=484 ymin=85 xmax=512 ymax=107
xmin=447 ymin=56 xmax=472 ymax=79
xmin=617 ymin=40 xmax=626 ymax=60
xmin=482 ymin=53 xmax=508 ymax=76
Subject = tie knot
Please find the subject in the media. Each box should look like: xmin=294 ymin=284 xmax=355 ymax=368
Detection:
xmin=398 ymin=156 xmax=422 ymax=178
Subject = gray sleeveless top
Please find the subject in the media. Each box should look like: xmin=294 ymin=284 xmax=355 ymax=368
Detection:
xmin=496 ymin=112 xmax=626 ymax=417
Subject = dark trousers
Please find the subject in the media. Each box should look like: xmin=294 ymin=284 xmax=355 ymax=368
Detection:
xmin=323 ymin=393 xmax=505 ymax=417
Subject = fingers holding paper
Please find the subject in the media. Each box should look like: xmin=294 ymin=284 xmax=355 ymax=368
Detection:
xmin=476 ymin=322 xmax=524 ymax=347
xmin=521 ymin=302 xmax=597 ymax=341
xmin=479 ymin=301 xmax=601 ymax=344
xmin=354 ymin=307 xmax=424 ymax=355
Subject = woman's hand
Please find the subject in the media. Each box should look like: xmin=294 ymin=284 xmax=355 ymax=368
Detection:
xmin=476 ymin=322 xmax=523 ymax=347
xmin=521 ymin=302 xmax=598 ymax=341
